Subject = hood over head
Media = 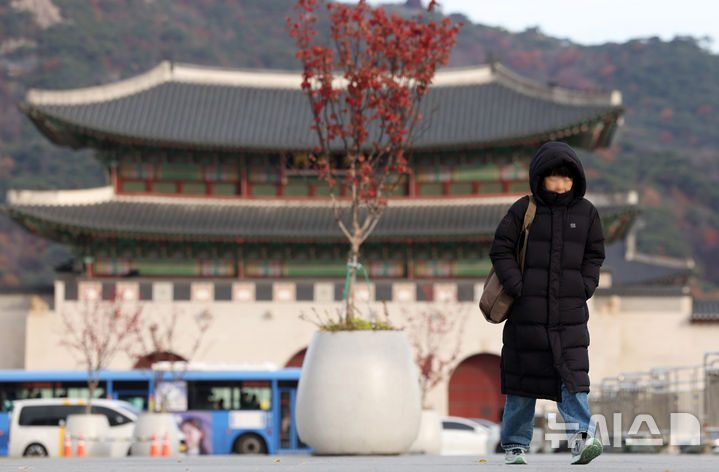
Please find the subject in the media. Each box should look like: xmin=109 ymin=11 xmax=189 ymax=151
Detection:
xmin=529 ymin=141 xmax=586 ymax=204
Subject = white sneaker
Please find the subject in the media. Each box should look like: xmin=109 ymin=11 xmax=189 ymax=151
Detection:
xmin=504 ymin=448 xmax=528 ymax=464
xmin=570 ymin=432 xmax=603 ymax=465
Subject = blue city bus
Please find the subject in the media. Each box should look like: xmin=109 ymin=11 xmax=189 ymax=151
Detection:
xmin=0 ymin=368 xmax=309 ymax=456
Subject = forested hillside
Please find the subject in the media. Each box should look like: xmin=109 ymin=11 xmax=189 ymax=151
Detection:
xmin=1 ymin=0 xmax=718 ymax=290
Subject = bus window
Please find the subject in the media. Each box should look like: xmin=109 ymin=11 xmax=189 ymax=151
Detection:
xmin=55 ymin=382 xmax=106 ymax=399
xmin=113 ymin=380 xmax=150 ymax=410
xmin=6 ymin=382 xmax=54 ymax=403
xmin=187 ymin=381 xmax=271 ymax=410
xmin=117 ymin=394 xmax=147 ymax=411
xmin=1 ymin=391 xmax=12 ymax=412
xmin=187 ymin=381 xmax=228 ymax=410
xmin=240 ymin=382 xmax=271 ymax=410
xmin=0 ymin=382 xmax=105 ymax=410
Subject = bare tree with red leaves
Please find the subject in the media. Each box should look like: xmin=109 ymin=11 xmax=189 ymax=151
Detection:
xmin=403 ymin=304 xmax=468 ymax=408
xmin=288 ymin=0 xmax=461 ymax=325
xmin=60 ymin=294 xmax=143 ymax=414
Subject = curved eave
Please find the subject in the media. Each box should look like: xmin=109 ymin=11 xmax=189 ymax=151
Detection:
xmin=24 ymin=61 xmax=622 ymax=107
xmin=601 ymin=205 xmax=641 ymax=244
xmin=7 ymin=209 xmax=496 ymax=244
xmin=634 ymin=269 xmax=693 ymax=286
xmin=414 ymin=108 xmax=624 ymax=152
xmin=6 ymin=196 xmax=637 ymax=245
xmin=21 ymin=103 xmax=623 ymax=154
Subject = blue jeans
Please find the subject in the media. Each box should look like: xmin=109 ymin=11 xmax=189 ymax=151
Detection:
xmin=500 ymin=382 xmax=593 ymax=452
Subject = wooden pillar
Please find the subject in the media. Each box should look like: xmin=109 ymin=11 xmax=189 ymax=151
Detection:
xmin=240 ymin=160 xmax=248 ymax=197
xmin=83 ymin=256 xmax=94 ymax=278
xmin=236 ymin=241 xmax=245 ymax=278
xmin=110 ymin=164 xmax=119 ymax=194
xmin=596 ymin=117 xmax=614 ymax=147
xmin=408 ymin=168 xmax=416 ymax=197
xmin=406 ymin=240 xmax=414 ymax=280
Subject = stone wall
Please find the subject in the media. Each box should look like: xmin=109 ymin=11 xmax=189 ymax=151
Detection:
xmin=11 ymin=279 xmax=719 ymax=416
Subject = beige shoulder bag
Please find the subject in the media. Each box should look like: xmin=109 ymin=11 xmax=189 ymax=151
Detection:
xmin=479 ymin=196 xmax=537 ymax=323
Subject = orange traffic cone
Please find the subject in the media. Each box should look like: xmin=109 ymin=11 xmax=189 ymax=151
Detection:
xmin=76 ymin=432 xmax=86 ymax=458
xmin=161 ymin=431 xmax=170 ymax=457
xmin=150 ymin=433 xmax=159 ymax=457
xmin=63 ymin=432 xmax=72 ymax=457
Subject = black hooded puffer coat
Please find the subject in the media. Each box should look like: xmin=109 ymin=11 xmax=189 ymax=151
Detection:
xmin=490 ymin=141 xmax=605 ymax=401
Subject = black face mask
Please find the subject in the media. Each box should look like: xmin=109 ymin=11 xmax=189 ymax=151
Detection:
xmin=538 ymin=186 xmax=575 ymax=207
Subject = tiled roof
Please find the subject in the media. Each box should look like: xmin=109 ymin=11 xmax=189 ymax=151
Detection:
xmin=691 ymin=300 xmax=719 ymax=322
xmin=0 ymin=285 xmax=54 ymax=295
xmin=603 ymin=241 xmax=694 ymax=287
xmin=21 ymin=62 xmax=623 ymax=151
xmin=6 ymin=188 xmax=635 ymax=242
xmin=595 ymin=286 xmax=689 ymax=297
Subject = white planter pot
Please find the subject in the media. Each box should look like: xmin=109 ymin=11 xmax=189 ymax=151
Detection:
xmin=296 ymin=330 xmax=421 ymax=455
xmin=409 ymin=409 xmax=442 ymax=454
xmin=66 ymin=414 xmax=111 ymax=457
xmin=131 ymin=413 xmax=180 ymax=456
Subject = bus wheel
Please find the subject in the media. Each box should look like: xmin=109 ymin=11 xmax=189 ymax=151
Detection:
xmin=233 ymin=434 xmax=267 ymax=454
xmin=23 ymin=443 xmax=48 ymax=457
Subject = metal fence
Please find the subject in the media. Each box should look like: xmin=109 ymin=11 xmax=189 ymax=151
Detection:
xmin=588 ymin=351 xmax=719 ymax=451
xmin=705 ymin=352 xmax=719 ymax=437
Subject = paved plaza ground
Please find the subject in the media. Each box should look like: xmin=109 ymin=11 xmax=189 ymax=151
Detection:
xmin=1 ymin=453 xmax=718 ymax=471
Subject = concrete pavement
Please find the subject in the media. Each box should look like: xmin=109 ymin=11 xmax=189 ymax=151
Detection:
xmin=1 ymin=454 xmax=719 ymax=471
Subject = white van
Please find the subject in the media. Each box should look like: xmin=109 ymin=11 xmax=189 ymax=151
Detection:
xmin=8 ymin=398 xmax=138 ymax=457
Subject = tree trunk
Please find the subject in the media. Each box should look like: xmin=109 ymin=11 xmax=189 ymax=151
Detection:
xmin=345 ymin=245 xmax=360 ymax=325
xmin=86 ymin=376 xmax=98 ymax=415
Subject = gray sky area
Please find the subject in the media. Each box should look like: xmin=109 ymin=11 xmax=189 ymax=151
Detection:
xmin=377 ymin=0 xmax=718 ymax=53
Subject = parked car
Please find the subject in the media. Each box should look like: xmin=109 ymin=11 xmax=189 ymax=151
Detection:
xmin=440 ymin=416 xmax=490 ymax=455
xmin=8 ymin=398 xmax=139 ymax=457
xmin=470 ymin=418 xmax=501 ymax=453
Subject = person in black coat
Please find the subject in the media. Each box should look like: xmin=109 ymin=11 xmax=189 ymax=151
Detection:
xmin=490 ymin=141 xmax=605 ymax=465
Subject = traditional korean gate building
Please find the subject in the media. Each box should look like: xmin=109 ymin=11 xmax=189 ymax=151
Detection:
xmin=6 ymin=61 xmax=713 ymax=419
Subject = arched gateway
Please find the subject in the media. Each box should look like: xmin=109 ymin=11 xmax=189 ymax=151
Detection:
xmin=133 ymin=351 xmax=186 ymax=369
xmin=448 ymin=353 xmax=504 ymax=422
xmin=285 ymin=348 xmax=307 ymax=368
